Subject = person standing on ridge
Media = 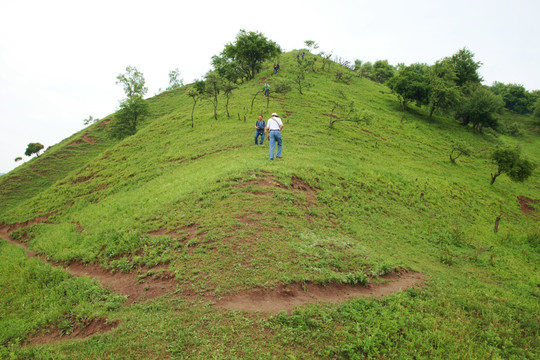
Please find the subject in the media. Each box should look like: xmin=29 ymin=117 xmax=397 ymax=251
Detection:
xmin=254 ymin=115 xmax=266 ymax=145
xmin=265 ymin=112 xmax=283 ymax=160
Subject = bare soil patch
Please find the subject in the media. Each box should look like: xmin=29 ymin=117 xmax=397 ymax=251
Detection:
xmin=217 ymin=271 xmax=425 ymax=314
xmin=517 ymin=196 xmax=537 ymax=216
xmin=26 ymin=318 xmax=118 ymax=346
xmin=2 ymin=215 xmax=425 ymax=317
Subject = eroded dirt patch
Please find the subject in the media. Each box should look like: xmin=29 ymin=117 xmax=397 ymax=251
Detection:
xmin=26 ymin=318 xmax=118 ymax=346
xmin=517 ymin=196 xmax=537 ymax=216
xmin=2 ymin=215 xmax=425 ymax=317
xmin=217 ymin=271 xmax=425 ymax=314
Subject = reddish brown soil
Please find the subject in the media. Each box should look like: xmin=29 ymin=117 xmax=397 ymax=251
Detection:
xmin=218 ymin=272 xmax=425 ymax=314
xmin=26 ymin=318 xmax=119 ymax=346
xmin=517 ymin=196 xmax=537 ymax=216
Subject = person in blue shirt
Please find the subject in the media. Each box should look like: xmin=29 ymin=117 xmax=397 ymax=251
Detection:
xmin=254 ymin=115 xmax=266 ymax=145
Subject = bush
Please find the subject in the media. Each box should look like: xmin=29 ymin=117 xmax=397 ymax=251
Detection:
xmin=273 ymin=78 xmax=293 ymax=94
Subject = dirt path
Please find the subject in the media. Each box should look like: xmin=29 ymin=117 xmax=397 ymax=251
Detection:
xmin=0 ymin=221 xmax=425 ymax=313
xmin=218 ymin=272 xmax=424 ymax=314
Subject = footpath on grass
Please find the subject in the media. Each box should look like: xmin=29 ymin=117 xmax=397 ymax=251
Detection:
xmin=0 ymin=217 xmax=425 ymax=314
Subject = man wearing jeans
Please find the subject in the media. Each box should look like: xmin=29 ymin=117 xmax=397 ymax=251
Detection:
xmin=265 ymin=112 xmax=283 ymax=160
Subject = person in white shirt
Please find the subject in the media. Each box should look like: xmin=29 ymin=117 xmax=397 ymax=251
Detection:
xmin=265 ymin=112 xmax=283 ymax=160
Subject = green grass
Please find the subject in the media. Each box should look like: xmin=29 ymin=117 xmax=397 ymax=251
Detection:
xmin=1 ymin=51 xmax=539 ymax=359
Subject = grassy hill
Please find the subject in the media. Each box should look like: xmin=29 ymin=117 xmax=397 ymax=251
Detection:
xmin=1 ymin=51 xmax=539 ymax=359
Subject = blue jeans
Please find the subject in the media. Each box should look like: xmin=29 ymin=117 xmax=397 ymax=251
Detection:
xmin=269 ymin=131 xmax=282 ymax=159
xmin=255 ymin=131 xmax=264 ymax=145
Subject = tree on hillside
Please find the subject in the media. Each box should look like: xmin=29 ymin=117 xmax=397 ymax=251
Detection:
xmin=116 ymin=66 xmax=148 ymax=98
xmin=533 ymin=97 xmax=540 ymax=123
xmin=25 ymin=142 xmax=44 ymax=157
xmin=454 ymin=85 xmax=504 ymax=131
xmin=217 ymin=30 xmax=281 ymax=81
xmin=449 ymin=140 xmax=472 ymax=164
xmin=293 ymin=62 xmax=310 ymax=95
xmin=490 ymin=147 xmax=534 ymax=185
xmin=490 ymin=82 xmax=532 ymax=114
xmin=14 ymin=156 xmax=22 ymax=162
xmin=426 ymin=61 xmax=460 ymax=120
xmin=386 ymin=63 xmax=429 ymax=111
xmin=223 ymin=82 xmax=237 ymax=118
xmin=110 ymin=94 xmax=149 ymax=138
xmin=111 ymin=66 xmax=149 ymax=139
xmin=167 ymin=68 xmax=184 ymax=91
xmin=359 ymin=61 xmax=373 ymax=79
xmin=372 ymin=60 xmax=395 ymax=83
xmin=187 ymin=80 xmax=205 ymax=128
xmin=304 ymin=40 xmax=319 ymax=52
xmin=205 ymin=71 xmax=222 ymax=120
xmin=446 ymin=48 xmax=483 ymax=87
xmin=319 ymin=51 xmax=333 ymax=72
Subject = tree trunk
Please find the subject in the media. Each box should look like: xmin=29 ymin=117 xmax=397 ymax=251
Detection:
xmin=490 ymin=168 xmax=501 ymax=185
xmin=251 ymin=92 xmax=258 ymax=112
xmin=226 ymin=95 xmax=230 ymax=118
xmin=191 ymin=100 xmax=197 ymax=128
xmin=494 ymin=214 xmax=502 ymax=233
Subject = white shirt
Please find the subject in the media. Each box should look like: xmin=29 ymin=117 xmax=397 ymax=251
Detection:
xmin=267 ymin=116 xmax=283 ymax=131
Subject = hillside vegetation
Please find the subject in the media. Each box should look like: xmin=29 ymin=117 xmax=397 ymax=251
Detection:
xmin=1 ymin=50 xmax=539 ymax=359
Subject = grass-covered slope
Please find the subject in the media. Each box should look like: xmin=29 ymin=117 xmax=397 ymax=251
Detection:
xmin=1 ymin=51 xmax=539 ymax=359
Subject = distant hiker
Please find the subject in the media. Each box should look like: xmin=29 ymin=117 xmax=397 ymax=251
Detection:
xmin=301 ymin=51 xmax=305 ymax=60
xmin=273 ymin=64 xmax=278 ymax=75
xmin=296 ymin=53 xmax=300 ymax=60
xmin=263 ymin=83 xmax=270 ymax=97
xmin=276 ymin=64 xmax=280 ymax=73
xmin=254 ymin=115 xmax=266 ymax=145
xmin=265 ymin=112 xmax=283 ymax=160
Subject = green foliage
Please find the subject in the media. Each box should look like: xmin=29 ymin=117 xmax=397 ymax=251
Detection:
xmin=116 ymin=65 xmax=148 ymax=98
xmin=219 ymin=29 xmax=281 ymax=81
xmin=24 ymin=142 xmax=44 ymax=157
xmin=490 ymin=82 xmax=534 ymax=114
xmin=109 ymin=95 xmax=149 ymax=139
xmin=446 ymin=47 xmax=483 ymax=86
xmin=426 ymin=61 xmax=461 ymax=119
xmin=386 ymin=63 xmax=429 ymax=110
xmin=449 ymin=140 xmax=472 ymax=163
xmin=304 ymin=40 xmax=319 ymax=52
xmin=533 ymin=98 xmax=540 ymax=122
xmin=490 ymin=147 xmax=535 ymax=184
xmin=372 ymin=59 xmax=395 ymax=83
xmin=166 ymin=68 xmax=183 ymax=91
xmin=455 ymin=85 xmax=504 ymax=131
xmin=273 ymin=78 xmax=293 ymax=94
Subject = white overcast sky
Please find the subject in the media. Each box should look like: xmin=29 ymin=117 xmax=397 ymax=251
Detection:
xmin=1 ymin=0 xmax=539 ymax=174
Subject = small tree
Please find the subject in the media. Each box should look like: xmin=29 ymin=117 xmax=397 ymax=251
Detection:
xmin=111 ymin=66 xmax=149 ymax=138
xmin=167 ymin=68 xmax=184 ymax=91
xmin=110 ymin=95 xmax=149 ymax=139
xmin=223 ymin=82 xmax=237 ymax=118
xmin=490 ymin=147 xmax=534 ymax=185
xmin=205 ymin=71 xmax=222 ymax=120
xmin=14 ymin=157 xmax=22 ymax=162
xmin=83 ymin=115 xmax=99 ymax=126
xmin=187 ymin=80 xmax=205 ymax=128
xmin=25 ymin=142 xmax=44 ymax=157
xmin=533 ymin=98 xmax=540 ymax=123
xmin=116 ymin=66 xmax=148 ymax=98
xmin=219 ymin=29 xmax=281 ymax=81
xmin=449 ymin=140 xmax=472 ymax=164
xmin=304 ymin=40 xmax=319 ymax=52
